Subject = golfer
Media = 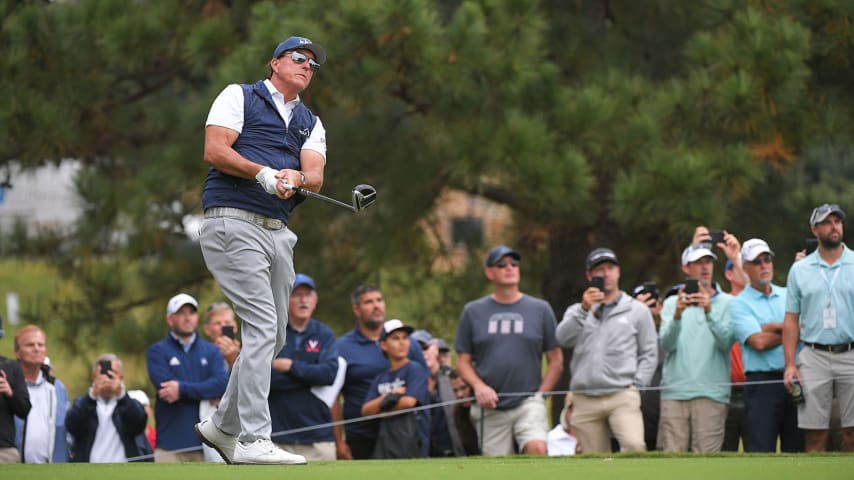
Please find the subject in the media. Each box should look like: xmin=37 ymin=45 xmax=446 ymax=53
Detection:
xmin=195 ymin=36 xmax=327 ymax=465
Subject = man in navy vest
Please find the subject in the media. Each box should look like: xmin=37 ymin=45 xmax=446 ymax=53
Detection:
xmin=195 ymin=35 xmax=328 ymax=465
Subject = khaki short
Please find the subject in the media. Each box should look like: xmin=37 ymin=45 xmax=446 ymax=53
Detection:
xmin=658 ymin=398 xmax=727 ymax=452
xmin=798 ymin=347 xmax=854 ymax=429
xmin=470 ymin=394 xmax=548 ymax=456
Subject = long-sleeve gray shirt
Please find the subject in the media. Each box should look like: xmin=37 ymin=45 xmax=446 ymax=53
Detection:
xmin=557 ymin=292 xmax=658 ymax=396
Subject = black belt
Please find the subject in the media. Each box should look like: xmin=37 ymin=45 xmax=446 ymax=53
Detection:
xmin=204 ymin=207 xmax=285 ymax=230
xmin=804 ymin=341 xmax=854 ymax=354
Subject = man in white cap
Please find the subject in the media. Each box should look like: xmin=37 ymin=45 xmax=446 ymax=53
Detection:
xmin=729 ymin=239 xmax=804 ymax=452
xmin=145 ymin=293 xmax=228 ymax=462
xmin=784 ymin=203 xmax=854 ymax=452
xmin=658 ymin=243 xmax=734 ymax=452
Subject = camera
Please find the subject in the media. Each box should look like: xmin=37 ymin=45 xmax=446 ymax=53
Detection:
xmin=683 ymin=278 xmax=699 ymax=294
xmin=632 ymin=281 xmax=660 ymax=301
xmin=708 ymin=230 xmax=725 ymax=245
xmin=222 ymin=325 xmax=235 ymax=340
xmin=99 ymin=359 xmax=112 ymax=375
xmin=590 ymin=276 xmax=605 ymax=292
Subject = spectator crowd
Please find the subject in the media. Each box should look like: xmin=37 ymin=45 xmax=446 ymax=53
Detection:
xmin=0 ymin=202 xmax=853 ymax=463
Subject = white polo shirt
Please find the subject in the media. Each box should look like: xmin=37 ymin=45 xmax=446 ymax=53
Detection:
xmin=24 ymin=371 xmax=51 ymax=463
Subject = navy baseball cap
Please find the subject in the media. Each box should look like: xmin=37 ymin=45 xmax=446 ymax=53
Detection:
xmin=410 ymin=329 xmax=434 ymax=348
xmin=485 ymin=245 xmax=521 ymax=267
xmin=293 ymin=273 xmax=317 ymax=290
xmin=272 ymin=36 xmax=327 ymax=64
xmin=585 ymin=248 xmax=619 ymax=271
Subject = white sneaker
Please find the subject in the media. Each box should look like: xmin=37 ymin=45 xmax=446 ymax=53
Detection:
xmin=195 ymin=418 xmax=236 ymax=464
xmin=232 ymin=439 xmax=307 ymax=465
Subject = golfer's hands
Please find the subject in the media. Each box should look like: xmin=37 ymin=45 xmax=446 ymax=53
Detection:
xmin=473 ymin=383 xmax=499 ymax=409
xmin=256 ymin=167 xmax=301 ymax=199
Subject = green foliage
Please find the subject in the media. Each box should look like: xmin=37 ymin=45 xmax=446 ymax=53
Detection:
xmin=2 ymin=0 xmax=854 ymax=356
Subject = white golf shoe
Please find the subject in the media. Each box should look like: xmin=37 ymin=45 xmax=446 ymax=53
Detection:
xmin=195 ymin=418 xmax=236 ymax=464
xmin=232 ymin=438 xmax=307 ymax=465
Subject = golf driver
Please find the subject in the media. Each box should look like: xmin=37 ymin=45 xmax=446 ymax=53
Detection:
xmin=284 ymin=182 xmax=377 ymax=213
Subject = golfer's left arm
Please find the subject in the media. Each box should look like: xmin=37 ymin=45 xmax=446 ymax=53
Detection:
xmin=299 ymin=149 xmax=324 ymax=193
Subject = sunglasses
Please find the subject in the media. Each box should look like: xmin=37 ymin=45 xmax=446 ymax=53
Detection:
xmin=748 ymin=255 xmax=773 ymax=265
xmin=494 ymin=259 xmax=520 ymax=268
xmin=286 ymin=51 xmax=320 ymax=73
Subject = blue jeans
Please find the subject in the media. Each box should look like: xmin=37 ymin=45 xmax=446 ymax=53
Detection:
xmin=744 ymin=371 xmax=804 ymax=452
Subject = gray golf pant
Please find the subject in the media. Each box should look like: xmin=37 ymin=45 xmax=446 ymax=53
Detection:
xmin=200 ymin=216 xmax=297 ymax=442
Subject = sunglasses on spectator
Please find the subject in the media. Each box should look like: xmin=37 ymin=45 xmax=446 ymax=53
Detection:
xmin=493 ymin=259 xmax=520 ymax=268
xmin=286 ymin=51 xmax=320 ymax=73
xmin=748 ymin=255 xmax=773 ymax=265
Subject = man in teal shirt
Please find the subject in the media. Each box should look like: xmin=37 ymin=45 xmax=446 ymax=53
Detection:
xmin=784 ymin=203 xmax=854 ymax=452
xmin=659 ymin=242 xmax=735 ymax=452
xmin=729 ymin=238 xmax=803 ymax=452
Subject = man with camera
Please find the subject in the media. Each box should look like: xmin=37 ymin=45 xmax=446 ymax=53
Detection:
xmin=784 ymin=203 xmax=854 ymax=452
xmin=556 ymin=248 xmax=658 ymax=453
xmin=66 ymin=354 xmax=151 ymax=462
xmin=203 ymin=303 xmax=240 ymax=371
xmin=659 ymin=241 xmax=736 ymax=452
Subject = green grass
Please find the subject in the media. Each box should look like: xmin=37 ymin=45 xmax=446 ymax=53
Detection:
xmin=3 ymin=454 xmax=854 ymax=480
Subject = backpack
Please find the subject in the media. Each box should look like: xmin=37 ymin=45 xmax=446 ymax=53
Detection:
xmin=371 ymin=411 xmax=423 ymax=459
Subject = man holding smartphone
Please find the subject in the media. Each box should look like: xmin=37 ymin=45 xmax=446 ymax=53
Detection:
xmin=66 ymin=354 xmax=151 ymax=462
xmin=556 ymin=248 xmax=658 ymax=453
xmin=659 ymin=243 xmax=734 ymax=452
xmin=203 ymin=303 xmax=241 ymax=371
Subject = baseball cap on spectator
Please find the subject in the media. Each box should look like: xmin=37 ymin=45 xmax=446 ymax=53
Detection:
xmin=485 ymin=245 xmax=521 ymax=267
xmin=741 ymin=238 xmax=775 ymax=262
xmin=810 ymin=203 xmax=845 ymax=226
xmin=128 ymin=389 xmax=151 ymax=407
xmin=293 ymin=273 xmax=317 ymax=290
xmin=380 ymin=319 xmax=414 ymax=341
xmin=586 ymin=248 xmax=619 ymax=271
xmin=681 ymin=244 xmax=717 ymax=266
xmin=435 ymin=338 xmax=450 ymax=353
xmin=410 ymin=329 xmax=434 ymax=349
xmin=166 ymin=293 xmax=198 ymax=315
xmin=272 ymin=36 xmax=327 ymax=64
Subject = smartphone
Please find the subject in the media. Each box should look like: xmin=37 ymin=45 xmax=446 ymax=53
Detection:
xmin=708 ymin=230 xmax=725 ymax=245
xmin=804 ymin=238 xmax=818 ymax=255
xmin=590 ymin=276 xmax=605 ymax=292
xmin=99 ymin=359 xmax=112 ymax=375
xmin=641 ymin=281 xmax=660 ymax=301
xmin=683 ymin=278 xmax=699 ymax=294
xmin=222 ymin=325 xmax=235 ymax=340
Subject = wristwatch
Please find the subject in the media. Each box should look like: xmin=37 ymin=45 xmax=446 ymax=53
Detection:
xmin=298 ymin=171 xmax=306 ymax=188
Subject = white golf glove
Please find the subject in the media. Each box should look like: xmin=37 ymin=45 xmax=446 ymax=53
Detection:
xmin=255 ymin=167 xmax=281 ymax=195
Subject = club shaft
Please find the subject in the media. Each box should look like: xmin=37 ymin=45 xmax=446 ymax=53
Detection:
xmin=297 ymin=187 xmax=356 ymax=212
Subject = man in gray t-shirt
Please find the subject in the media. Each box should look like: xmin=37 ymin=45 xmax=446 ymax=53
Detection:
xmin=455 ymin=245 xmax=563 ymax=456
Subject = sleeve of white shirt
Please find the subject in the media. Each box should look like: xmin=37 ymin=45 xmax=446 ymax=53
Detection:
xmin=303 ymin=117 xmax=327 ymax=163
xmin=205 ymin=84 xmax=244 ymax=133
